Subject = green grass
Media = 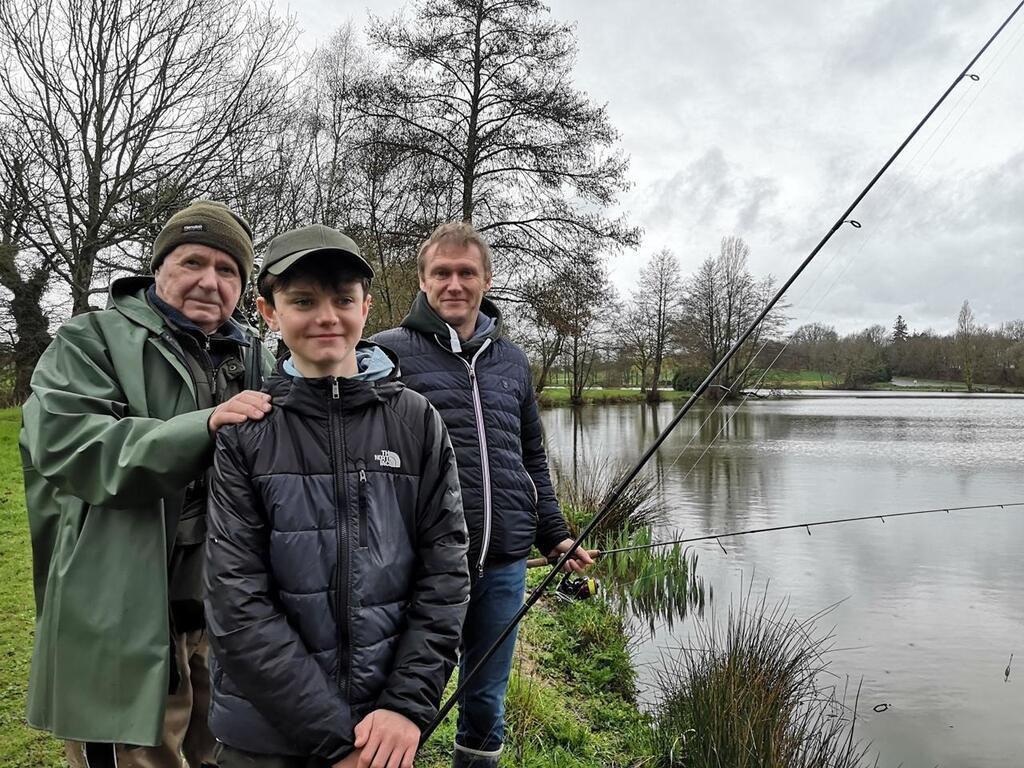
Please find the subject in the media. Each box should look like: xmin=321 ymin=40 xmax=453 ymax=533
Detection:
xmin=538 ymin=387 xmax=690 ymax=406
xmin=755 ymin=369 xmax=838 ymax=389
xmin=0 ymin=408 xmax=64 ymax=767
xmin=756 ymin=370 xmax=1024 ymax=394
xmin=404 ymin=586 xmax=656 ymax=768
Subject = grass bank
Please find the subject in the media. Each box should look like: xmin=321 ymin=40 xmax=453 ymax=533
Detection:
xmin=418 ymin=585 xmax=654 ymax=768
xmin=0 ymin=408 xmax=63 ymax=767
xmin=537 ymin=387 xmax=689 ymax=407
xmin=757 ymin=369 xmax=1024 ymax=394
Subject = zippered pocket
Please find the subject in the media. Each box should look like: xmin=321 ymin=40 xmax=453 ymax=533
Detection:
xmin=357 ymin=464 xmax=368 ymax=548
xmin=526 ymin=471 xmax=539 ymax=506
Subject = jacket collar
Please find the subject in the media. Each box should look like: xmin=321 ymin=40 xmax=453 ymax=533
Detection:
xmin=144 ymin=284 xmax=247 ymax=346
xmin=266 ymin=340 xmax=404 ymax=418
xmin=400 ymin=291 xmax=502 ymax=354
xmin=107 ymin=276 xmax=256 ymax=342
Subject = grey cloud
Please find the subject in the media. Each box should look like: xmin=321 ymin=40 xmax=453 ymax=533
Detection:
xmin=835 ymin=0 xmax=962 ymax=73
xmin=638 ymin=147 xmax=783 ymax=241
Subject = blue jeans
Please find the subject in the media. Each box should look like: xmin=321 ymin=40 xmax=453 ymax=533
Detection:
xmin=455 ymin=558 xmax=527 ymax=753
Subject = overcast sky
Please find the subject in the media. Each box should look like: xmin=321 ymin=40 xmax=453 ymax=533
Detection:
xmin=283 ymin=0 xmax=1024 ymax=334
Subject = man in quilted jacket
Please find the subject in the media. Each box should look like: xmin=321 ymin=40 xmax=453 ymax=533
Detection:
xmin=372 ymin=222 xmax=594 ymax=768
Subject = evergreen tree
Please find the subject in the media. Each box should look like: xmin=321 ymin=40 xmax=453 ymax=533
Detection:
xmin=892 ymin=314 xmax=909 ymax=344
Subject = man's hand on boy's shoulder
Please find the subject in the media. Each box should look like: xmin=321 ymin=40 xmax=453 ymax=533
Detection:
xmin=208 ymin=390 xmax=272 ymax=434
xmin=350 ymin=708 xmax=421 ymax=768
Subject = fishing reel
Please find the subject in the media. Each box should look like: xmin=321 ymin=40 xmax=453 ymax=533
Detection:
xmin=555 ymin=572 xmax=599 ymax=602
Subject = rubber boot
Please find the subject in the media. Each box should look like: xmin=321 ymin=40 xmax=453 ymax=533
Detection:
xmin=451 ymin=743 xmax=502 ymax=768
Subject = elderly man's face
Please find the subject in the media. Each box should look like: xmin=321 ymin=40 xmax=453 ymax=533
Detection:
xmin=154 ymin=244 xmax=242 ymax=333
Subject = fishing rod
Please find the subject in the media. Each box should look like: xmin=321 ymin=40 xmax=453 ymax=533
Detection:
xmin=420 ymin=0 xmax=1024 ymax=744
xmin=525 ymin=501 xmax=1024 ymax=568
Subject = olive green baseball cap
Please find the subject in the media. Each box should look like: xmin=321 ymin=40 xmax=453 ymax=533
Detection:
xmin=258 ymin=224 xmax=374 ymax=281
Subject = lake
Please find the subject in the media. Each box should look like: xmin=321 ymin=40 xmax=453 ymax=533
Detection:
xmin=540 ymin=395 xmax=1024 ymax=768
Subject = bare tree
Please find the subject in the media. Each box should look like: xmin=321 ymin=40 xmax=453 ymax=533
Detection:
xmin=836 ymin=324 xmax=890 ymax=389
xmin=0 ymin=136 xmax=51 ymax=402
xmin=956 ymin=299 xmax=977 ymax=392
xmin=787 ymin=323 xmax=840 ymax=386
xmin=616 ymin=300 xmax=655 ymax=393
xmin=678 ymin=236 xmax=787 ymax=398
xmin=636 ymin=249 xmax=683 ymax=402
xmin=0 ymin=0 xmax=296 ymax=315
xmin=359 ymin=0 xmax=639 ymax=297
xmin=516 ymin=279 xmax=573 ymax=393
xmin=557 ymin=264 xmax=612 ymax=405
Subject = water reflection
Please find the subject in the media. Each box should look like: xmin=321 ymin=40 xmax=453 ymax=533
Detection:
xmin=541 ymin=398 xmax=1024 ymax=768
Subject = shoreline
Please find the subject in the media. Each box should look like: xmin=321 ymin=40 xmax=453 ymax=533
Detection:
xmin=537 ymin=384 xmax=1024 ymax=407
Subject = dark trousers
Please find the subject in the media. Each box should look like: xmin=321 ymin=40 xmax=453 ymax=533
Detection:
xmin=455 ymin=558 xmax=528 ymax=753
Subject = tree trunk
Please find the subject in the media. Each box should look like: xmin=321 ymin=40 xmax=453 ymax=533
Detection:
xmin=534 ymin=336 xmax=563 ymax=393
xmin=646 ymin=354 xmax=663 ymax=403
xmin=71 ymin=245 xmax=99 ymax=314
xmin=0 ymin=246 xmax=52 ymax=402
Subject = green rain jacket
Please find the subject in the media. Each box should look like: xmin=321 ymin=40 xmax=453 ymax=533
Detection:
xmin=19 ymin=276 xmax=272 ymax=745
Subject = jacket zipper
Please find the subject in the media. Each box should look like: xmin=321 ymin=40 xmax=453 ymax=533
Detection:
xmin=159 ymin=332 xmax=200 ymax=406
xmin=203 ymin=336 xmax=218 ymax=400
xmin=527 ymin=471 xmax=538 ymax=506
xmin=329 ymin=377 xmax=352 ymax=699
xmin=459 ymin=339 xmax=493 ymax=577
xmin=357 ymin=460 xmax=368 ymax=548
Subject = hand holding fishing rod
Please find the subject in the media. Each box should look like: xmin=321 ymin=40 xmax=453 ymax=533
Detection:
xmin=419 ymin=0 xmax=1024 ymax=745
xmin=526 ymin=549 xmax=601 ymax=569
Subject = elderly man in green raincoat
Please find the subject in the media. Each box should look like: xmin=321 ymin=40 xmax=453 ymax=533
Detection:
xmin=20 ymin=200 xmax=274 ymax=768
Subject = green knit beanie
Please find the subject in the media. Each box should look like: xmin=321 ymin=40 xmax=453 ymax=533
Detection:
xmin=152 ymin=200 xmax=254 ymax=282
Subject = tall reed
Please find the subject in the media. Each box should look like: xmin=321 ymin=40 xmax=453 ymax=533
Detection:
xmin=645 ymin=589 xmax=877 ymax=768
xmin=556 ymin=458 xmax=707 ymax=629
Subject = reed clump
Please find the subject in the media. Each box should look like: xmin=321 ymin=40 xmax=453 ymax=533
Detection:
xmin=556 ymin=458 xmax=707 ymax=629
xmin=645 ymin=590 xmax=877 ymax=768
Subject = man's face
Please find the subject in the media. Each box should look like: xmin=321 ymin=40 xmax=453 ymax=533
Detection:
xmin=154 ymin=244 xmax=242 ymax=333
xmin=419 ymin=243 xmax=492 ymax=331
xmin=257 ymin=278 xmax=369 ymax=377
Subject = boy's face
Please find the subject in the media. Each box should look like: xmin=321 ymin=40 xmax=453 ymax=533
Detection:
xmin=258 ymin=277 xmax=369 ymax=377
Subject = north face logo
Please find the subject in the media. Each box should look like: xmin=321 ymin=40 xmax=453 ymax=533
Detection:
xmin=375 ymin=450 xmax=401 ymax=469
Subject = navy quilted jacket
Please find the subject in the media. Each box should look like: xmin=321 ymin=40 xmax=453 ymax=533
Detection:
xmin=372 ymin=294 xmax=569 ymax=575
xmin=204 ymin=345 xmax=470 ymax=761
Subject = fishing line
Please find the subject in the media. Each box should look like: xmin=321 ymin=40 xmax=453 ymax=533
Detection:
xmin=587 ymin=501 xmax=1024 ymax=558
xmin=420 ymin=0 xmax=1024 ymax=745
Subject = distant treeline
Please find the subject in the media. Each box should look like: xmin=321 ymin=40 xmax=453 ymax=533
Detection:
xmin=771 ymin=310 xmax=1024 ymax=390
xmin=524 ymin=303 xmax=1023 ymax=397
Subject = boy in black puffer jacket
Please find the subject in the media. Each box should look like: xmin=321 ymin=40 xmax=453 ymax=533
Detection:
xmin=205 ymin=225 xmax=470 ymax=768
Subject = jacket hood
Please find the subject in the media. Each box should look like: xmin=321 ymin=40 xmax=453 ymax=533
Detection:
xmin=107 ymin=275 xmax=258 ymax=339
xmin=266 ymin=340 xmax=404 ymax=418
xmin=400 ymin=291 xmax=503 ymax=354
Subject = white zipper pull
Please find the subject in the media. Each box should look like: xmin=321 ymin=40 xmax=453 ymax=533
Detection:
xmin=332 ymin=378 xmax=340 ymax=399
xmin=359 ymin=469 xmax=366 ymax=483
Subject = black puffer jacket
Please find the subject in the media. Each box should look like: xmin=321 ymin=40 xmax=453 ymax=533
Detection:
xmin=372 ymin=294 xmax=569 ymax=575
xmin=204 ymin=345 xmax=469 ymax=762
